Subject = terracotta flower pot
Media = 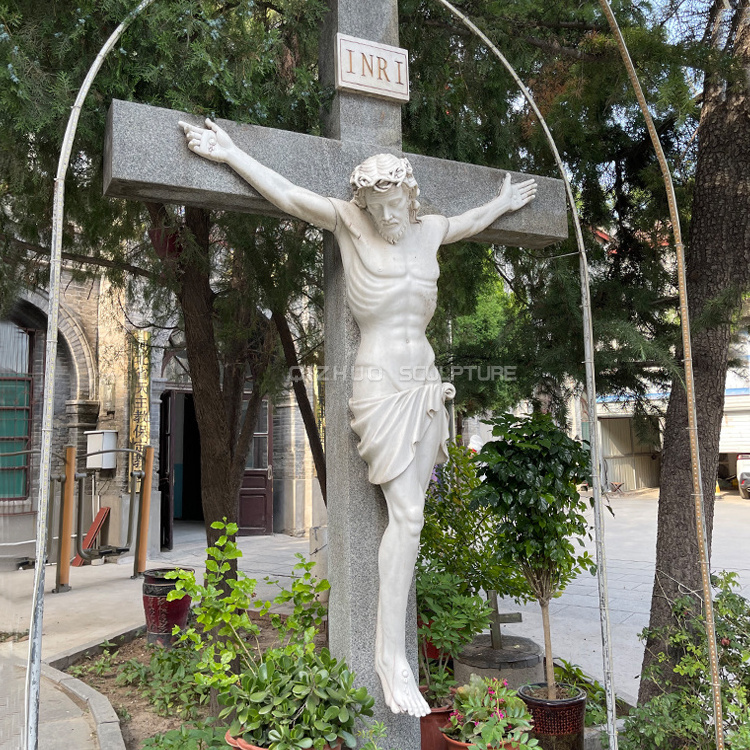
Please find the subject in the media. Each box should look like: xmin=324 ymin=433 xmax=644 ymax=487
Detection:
xmin=420 ymin=703 xmax=452 ymax=750
xmin=142 ymin=567 xmax=193 ymax=647
xmin=224 ymin=730 xmax=343 ymax=750
xmin=443 ymin=735 xmax=520 ymax=750
xmin=517 ymin=683 xmax=586 ymax=750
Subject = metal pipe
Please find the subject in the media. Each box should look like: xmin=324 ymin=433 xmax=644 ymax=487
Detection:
xmin=83 ymin=448 xmax=140 ymax=458
xmin=74 ymin=473 xmax=97 ymax=563
xmin=131 ymin=470 xmax=145 ymax=579
xmin=592 ymin=5 xmax=723 ymax=744
xmin=53 ymin=446 xmax=76 ymax=593
xmin=45 ymin=477 xmax=57 ymax=564
xmin=431 ymin=2 xmax=618 ymax=744
xmin=25 ymin=3 xmax=157 ymax=747
xmin=124 ymin=468 xmax=140 ymax=552
xmin=133 ymin=446 xmax=155 ymax=577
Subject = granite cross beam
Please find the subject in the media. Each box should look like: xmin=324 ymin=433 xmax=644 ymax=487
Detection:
xmin=104 ymin=99 xmax=567 ymax=249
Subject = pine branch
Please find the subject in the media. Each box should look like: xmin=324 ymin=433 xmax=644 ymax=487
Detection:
xmin=511 ymin=18 xmax=606 ymax=33
xmin=523 ymin=35 xmax=604 ymax=62
xmin=1 ymin=234 xmax=155 ymax=279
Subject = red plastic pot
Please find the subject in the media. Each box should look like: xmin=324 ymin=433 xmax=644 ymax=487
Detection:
xmin=418 ymin=617 xmax=444 ymax=660
xmin=142 ymin=567 xmax=193 ymax=647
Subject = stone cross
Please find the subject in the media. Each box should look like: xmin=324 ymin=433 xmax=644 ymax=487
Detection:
xmin=487 ymin=590 xmax=523 ymax=649
xmin=104 ymin=5 xmax=566 ymax=748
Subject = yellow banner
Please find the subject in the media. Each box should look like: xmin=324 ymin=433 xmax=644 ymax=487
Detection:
xmin=129 ymin=330 xmax=151 ymax=480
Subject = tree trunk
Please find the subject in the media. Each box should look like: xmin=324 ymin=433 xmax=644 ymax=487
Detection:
xmin=176 ymin=209 xmax=239 ymax=546
xmin=146 ymin=204 xmax=279 ymax=571
xmin=174 ymin=208 xmax=269 ymax=558
xmin=272 ymin=310 xmax=327 ymax=504
xmin=639 ymin=16 xmax=750 ymax=705
xmin=540 ymin=600 xmax=556 ymax=700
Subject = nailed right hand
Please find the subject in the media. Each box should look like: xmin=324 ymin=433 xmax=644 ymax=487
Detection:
xmin=177 ymin=118 xmax=235 ymax=164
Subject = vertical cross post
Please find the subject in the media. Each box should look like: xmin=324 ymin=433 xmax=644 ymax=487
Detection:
xmin=487 ymin=590 xmax=523 ymax=650
xmin=319 ymin=3 xmax=419 ymax=747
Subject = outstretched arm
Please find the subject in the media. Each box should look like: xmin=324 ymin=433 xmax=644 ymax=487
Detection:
xmin=178 ymin=118 xmax=337 ymax=232
xmin=442 ymin=174 xmax=537 ymax=245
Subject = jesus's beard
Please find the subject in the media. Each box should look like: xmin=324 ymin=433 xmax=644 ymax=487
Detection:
xmin=376 ymin=221 xmax=408 ymax=245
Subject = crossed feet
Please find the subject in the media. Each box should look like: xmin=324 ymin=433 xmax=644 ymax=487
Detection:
xmin=375 ymin=650 xmax=430 ymax=717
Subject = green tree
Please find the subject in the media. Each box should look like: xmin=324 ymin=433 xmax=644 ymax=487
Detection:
xmin=0 ymin=0 xmax=328 ymax=549
xmin=400 ymin=0 xmax=685 ymax=422
xmin=637 ymin=3 xmax=750 ymax=708
xmin=431 ymin=275 xmax=526 ymax=423
xmin=402 ymin=0 xmax=750 ymax=714
xmin=472 ymin=412 xmax=594 ymax=700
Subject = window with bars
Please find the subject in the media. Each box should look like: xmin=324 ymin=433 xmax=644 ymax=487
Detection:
xmin=244 ymin=398 xmax=269 ymax=470
xmin=0 ymin=322 xmax=32 ymax=500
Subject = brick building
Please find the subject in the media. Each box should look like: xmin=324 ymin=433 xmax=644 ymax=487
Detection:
xmin=0 ymin=270 xmax=324 ymax=569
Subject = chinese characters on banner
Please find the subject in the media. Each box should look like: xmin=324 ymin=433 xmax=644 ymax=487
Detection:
xmin=129 ymin=330 xmax=151 ymax=485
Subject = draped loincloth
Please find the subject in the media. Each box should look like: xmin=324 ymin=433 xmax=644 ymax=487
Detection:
xmin=349 ymin=382 xmax=453 ymax=485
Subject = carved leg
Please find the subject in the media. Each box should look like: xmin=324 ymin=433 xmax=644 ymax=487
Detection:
xmin=374 ymin=417 xmax=443 ymax=717
xmin=375 ymin=467 xmax=429 ymax=716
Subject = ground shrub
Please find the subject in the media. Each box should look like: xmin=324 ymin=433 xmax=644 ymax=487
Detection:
xmin=620 ymin=571 xmax=750 ymax=749
xmin=116 ymin=639 xmax=208 ymax=720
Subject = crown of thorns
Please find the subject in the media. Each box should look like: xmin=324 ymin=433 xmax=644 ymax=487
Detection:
xmin=349 ymin=155 xmax=416 ymax=193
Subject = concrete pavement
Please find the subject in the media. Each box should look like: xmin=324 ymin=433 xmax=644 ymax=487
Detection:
xmin=1 ymin=492 xmax=749 ymax=747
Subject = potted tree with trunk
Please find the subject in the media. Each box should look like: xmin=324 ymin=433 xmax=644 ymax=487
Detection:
xmin=471 ymin=413 xmax=594 ymax=747
xmin=417 ymin=442 xmax=528 ymax=750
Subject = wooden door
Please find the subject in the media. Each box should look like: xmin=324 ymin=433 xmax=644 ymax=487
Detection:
xmin=238 ymin=399 xmax=273 ymax=535
xmin=158 ymin=391 xmax=174 ymax=550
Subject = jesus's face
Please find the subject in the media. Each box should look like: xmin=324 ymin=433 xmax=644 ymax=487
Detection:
xmin=364 ymin=186 xmax=410 ymax=244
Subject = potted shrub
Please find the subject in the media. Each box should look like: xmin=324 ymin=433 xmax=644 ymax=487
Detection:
xmin=420 ymin=442 xmax=529 ymax=601
xmin=416 ymin=565 xmax=493 ymax=750
xmin=441 ymin=675 xmax=539 ymax=749
xmin=168 ymin=520 xmax=375 ymax=750
xmin=471 ymin=413 xmax=594 ymax=746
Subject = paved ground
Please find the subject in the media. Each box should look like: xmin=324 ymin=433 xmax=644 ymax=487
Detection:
xmin=0 ymin=489 xmax=748 ymax=748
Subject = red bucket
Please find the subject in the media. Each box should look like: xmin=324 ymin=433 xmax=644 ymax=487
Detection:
xmin=142 ymin=567 xmax=193 ymax=647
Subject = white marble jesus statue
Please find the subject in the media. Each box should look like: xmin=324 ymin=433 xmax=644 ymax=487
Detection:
xmin=178 ymin=118 xmax=536 ymax=717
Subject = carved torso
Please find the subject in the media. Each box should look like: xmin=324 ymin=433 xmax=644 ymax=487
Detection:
xmin=329 ymin=198 xmax=448 ymax=399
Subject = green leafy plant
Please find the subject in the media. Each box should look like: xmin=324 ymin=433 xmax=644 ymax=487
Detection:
xmin=416 ymin=566 xmax=492 ymax=707
xmin=621 ymin=571 xmax=750 ymax=749
xmin=68 ymin=642 xmax=116 ymax=678
xmin=420 ymin=441 xmax=529 ymax=600
xmin=471 ymin=413 xmax=594 ymax=700
xmin=141 ymin=719 xmax=226 ymax=750
xmin=442 ymin=675 xmax=539 ymax=749
xmin=416 ymin=441 xmax=531 ymax=709
xmin=256 ymin=553 xmax=330 ymax=641
xmin=357 ymin=721 xmax=387 ymax=750
xmin=168 ymin=520 xmax=375 ymax=750
xmin=116 ymin=640 xmax=208 ymax=719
